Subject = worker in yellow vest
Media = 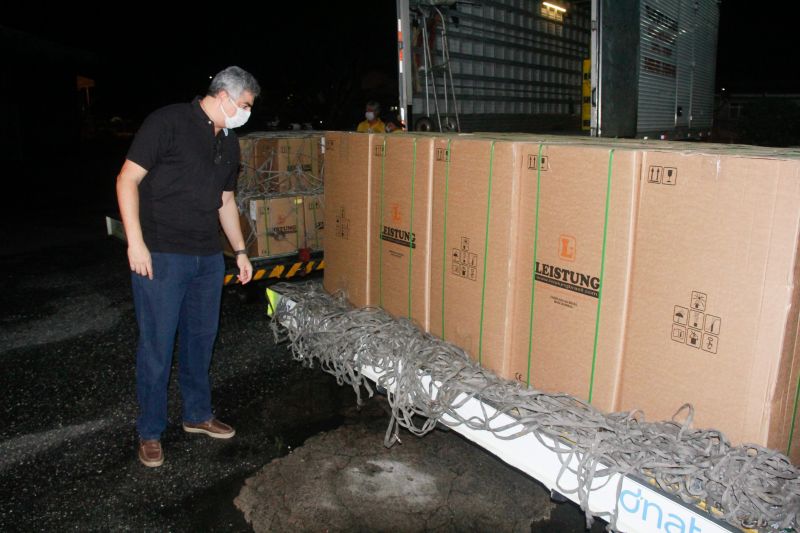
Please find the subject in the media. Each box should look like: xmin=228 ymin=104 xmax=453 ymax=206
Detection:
xmin=356 ymin=101 xmax=386 ymax=133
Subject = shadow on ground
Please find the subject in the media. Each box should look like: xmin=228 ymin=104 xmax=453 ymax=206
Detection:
xmin=0 ymin=215 xmax=603 ymax=532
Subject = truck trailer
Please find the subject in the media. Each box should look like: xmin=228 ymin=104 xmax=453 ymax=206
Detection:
xmin=395 ymin=0 xmax=720 ymax=139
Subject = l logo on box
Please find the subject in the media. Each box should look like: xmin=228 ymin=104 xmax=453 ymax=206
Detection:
xmin=559 ymin=235 xmax=576 ymax=261
xmin=391 ymin=203 xmax=402 ymax=224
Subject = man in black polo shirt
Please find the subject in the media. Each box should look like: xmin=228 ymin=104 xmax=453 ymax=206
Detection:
xmin=116 ymin=66 xmax=259 ymax=467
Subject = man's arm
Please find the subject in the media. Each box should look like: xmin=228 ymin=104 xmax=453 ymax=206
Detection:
xmin=116 ymin=159 xmax=152 ymax=279
xmin=219 ymin=190 xmax=253 ymax=284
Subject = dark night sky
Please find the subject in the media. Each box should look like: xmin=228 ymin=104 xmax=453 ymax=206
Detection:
xmin=1 ymin=1 xmax=794 ymax=215
xmin=715 ymin=3 xmax=797 ymax=92
xmin=1 ymin=2 xmax=795 ymax=126
xmin=2 ymin=2 xmax=398 ymax=128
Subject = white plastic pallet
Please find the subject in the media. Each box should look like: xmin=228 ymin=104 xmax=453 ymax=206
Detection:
xmin=267 ymin=287 xmax=740 ymax=533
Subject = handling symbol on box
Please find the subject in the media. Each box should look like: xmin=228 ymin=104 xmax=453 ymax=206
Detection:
xmin=702 ymin=334 xmax=718 ymax=354
xmin=688 ymin=310 xmax=704 ymax=329
xmin=690 ymin=291 xmax=707 ymax=311
xmin=452 ymin=249 xmax=461 ymax=263
xmin=648 ymin=166 xmax=663 ymax=183
xmin=461 ymin=237 xmax=470 ymax=252
xmin=687 ymin=329 xmax=701 ymax=348
xmin=671 ymin=324 xmax=686 ymax=343
xmin=673 ymin=306 xmax=688 ymax=325
xmin=663 ymin=167 xmax=677 ymax=185
xmin=704 ymin=315 xmax=721 ymax=334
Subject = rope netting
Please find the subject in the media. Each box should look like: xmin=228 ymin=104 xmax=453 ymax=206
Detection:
xmin=269 ymin=280 xmax=800 ymax=532
xmin=235 ymin=135 xmax=324 ymax=252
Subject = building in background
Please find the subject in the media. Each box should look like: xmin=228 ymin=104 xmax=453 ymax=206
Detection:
xmin=713 ymin=90 xmax=800 ymax=146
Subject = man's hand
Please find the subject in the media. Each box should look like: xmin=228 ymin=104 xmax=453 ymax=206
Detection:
xmin=128 ymin=242 xmax=153 ymax=280
xmin=237 ymin=254 xmax=253 ymax=284
xmin=117 ymin=159 xmax=151 ymax=279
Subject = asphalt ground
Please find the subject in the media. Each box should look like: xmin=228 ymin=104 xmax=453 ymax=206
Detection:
xmin=0 ymin=209 xmax=601 ymax=531
xmin=0 ymin=213 xmax=358 ymax=531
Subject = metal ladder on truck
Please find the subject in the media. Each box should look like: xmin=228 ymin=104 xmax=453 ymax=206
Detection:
xmin=396 ymin=0 xmax=461 ymax=133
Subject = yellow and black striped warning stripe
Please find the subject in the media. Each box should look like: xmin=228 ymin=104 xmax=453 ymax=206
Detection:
xmin=223 ymin=259 xmax=324 ymax=286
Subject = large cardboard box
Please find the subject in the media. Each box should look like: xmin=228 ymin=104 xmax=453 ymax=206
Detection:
xmin=368 ymin=134 xmax=435 ymax=329
xmin=224 ymin=194 xmax=320 ymax=259
xmin=253 ymin=134 xmax=322 ymax=192
xmin=322 ymin=132 xmax=374 ymax=308
xmin=247 ymin=197 xmax=304 ymax=258
xmin=237 ymin=136 xmax=257 ymax=188
xmin=616 ymin=149 xmax=800 ymax=463
xmin=301 ymin=193 xmax=324 ymax=252
xmin=428 ymin=136 xmax=522 ymax=376
xmin=224 ymin=196 xmax=303 ymax=259
xmin=507 ymin=142 xmax=642 ymax=412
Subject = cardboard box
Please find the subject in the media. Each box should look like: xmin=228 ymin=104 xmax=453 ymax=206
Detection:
xmin=615 ymin=149 xmax=800 ymax=463
xmin=322 ymin=132 xmax=374 ymax=308
xmin=368 ymin=134 xmax=435 ymax=329
xmin=223 ymin=196 xmax=303 ymax=259
xmin=249 ymin=197 xmax=304 ymax=257
xmin=237 ymin=136 xmax=257 ymax=188
xmin=507 ymin=142 xmax=641 ymax=412
xmin=428 ymin=136 xmax=522 ymax=377
xmin=318 ymin=130 xmax=800 ymax=461
xmin=253 ymin=134 xmax=322 ymax=192
xmin=301 ymin=193 xmax=324 ymax=252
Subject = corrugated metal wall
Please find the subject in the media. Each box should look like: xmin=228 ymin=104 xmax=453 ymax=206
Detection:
xmin=637 ymin=0 xmax=681 ymax=134
xmin=689 ymin=0 xmax=718 ymax=131
xmin=411 ymin=0 xmax=591 ymax=132
xmin=636 ymin=0 xmax=718 ymax=136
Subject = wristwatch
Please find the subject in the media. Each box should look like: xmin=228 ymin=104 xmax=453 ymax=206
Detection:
xmin=234 ymin=249 xmax=248 ymax=256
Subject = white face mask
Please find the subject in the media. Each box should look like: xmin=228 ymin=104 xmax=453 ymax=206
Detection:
xmin=221 ymin=97 xmax=251 ymax=129
xmin=365 ymin=111 xmax=375 ymax=121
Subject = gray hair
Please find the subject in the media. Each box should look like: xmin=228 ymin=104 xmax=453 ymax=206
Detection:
xmin=208 ymin=66 xmax=261 ymax=99
xmin=366 ymin=100 xmax=381 ymax=114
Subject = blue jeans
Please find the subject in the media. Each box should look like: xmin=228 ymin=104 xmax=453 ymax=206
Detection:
xmin=131 ymin=252 xmax=225 ymax=440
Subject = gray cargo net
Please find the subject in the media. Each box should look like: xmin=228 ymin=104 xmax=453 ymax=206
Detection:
xmin=236 ymin=138 xmax=323 ymax=213
xmin=269 ymin=281 xmax=800 ymax=532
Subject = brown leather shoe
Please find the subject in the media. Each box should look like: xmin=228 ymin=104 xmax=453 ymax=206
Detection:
xmin=138 ymin=439 xmax=164 ymax=467
xmin=182 ymin=418 xmax=236 ymax=439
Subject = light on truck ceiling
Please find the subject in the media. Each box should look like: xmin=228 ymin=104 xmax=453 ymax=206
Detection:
xmin=542 ymin=2 xmax=566 ymax=13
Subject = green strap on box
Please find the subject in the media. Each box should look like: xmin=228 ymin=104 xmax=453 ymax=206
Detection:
xmin=264 ymin=202 xmax=271 ymax=256
xmin=378 ymin=137 xmax=387 ymax=307
xmin=440 ymin=139 xmax=453 ymax=339
xmin=587 ymin=149 xmax=615 ymax=403
xmin=407 ymin=138 xmax=418 ymax=318
xmin=378 ymin=136 xmax=418 ymax=319
xmin=788 ymin=359 xmax=800 ymax=456
xmin=525 ymin=144 xmax=545 ymax=385
xmin=311 ymin=196 xmax=320 ymax=249
xmin=477 ymin=141 xmax=497 ymax=364
xmin=526 ymin=146 xmax=615 ymax=405
xmin=294 ymin=196 xmax=301 ymax=249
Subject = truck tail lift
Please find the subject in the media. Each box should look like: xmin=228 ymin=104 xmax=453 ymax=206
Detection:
xmin=266 ymin=282 xmax=799 ymax=533
xmin=105 ymin=216 xmax=323 ymax=286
